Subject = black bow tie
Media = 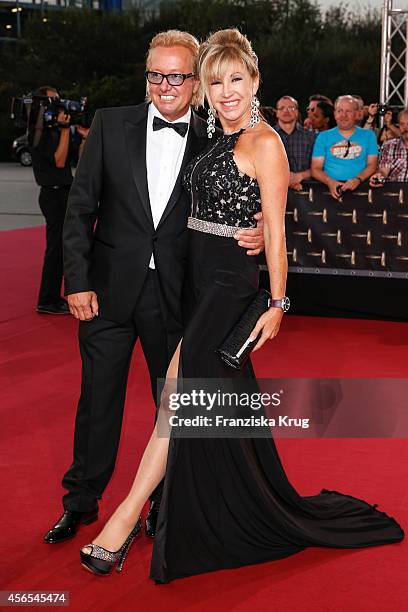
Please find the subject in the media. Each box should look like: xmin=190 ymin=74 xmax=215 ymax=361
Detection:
xmin=152 ymin=116 xmax=189 ymax=137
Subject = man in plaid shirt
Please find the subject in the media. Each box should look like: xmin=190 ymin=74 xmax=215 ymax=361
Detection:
xmin=370 ymin=109 xmax=408 ymax=185
xmin=274 ymin=95 xmax=316 ymax=190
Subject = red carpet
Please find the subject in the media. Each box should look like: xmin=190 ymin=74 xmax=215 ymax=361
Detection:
xmin=1 ymin=226 xmax=407 ymax=611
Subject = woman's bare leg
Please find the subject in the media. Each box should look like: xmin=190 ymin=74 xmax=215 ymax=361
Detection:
xmin=82 ymin=342 xmax=181 ymax=554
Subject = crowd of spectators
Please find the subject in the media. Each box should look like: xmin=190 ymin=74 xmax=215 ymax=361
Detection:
xmin=262 ymin=93 xmax=408 ymax=198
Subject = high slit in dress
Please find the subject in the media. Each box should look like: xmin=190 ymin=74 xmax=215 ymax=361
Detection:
xmin=150 ymin=128 xmax=404 ymax=583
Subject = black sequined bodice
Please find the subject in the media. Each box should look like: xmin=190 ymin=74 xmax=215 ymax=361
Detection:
xmin=183 ymin=129 xmax=261 ymax=228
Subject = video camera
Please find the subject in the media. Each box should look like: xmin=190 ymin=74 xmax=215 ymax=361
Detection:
xmin=11 ymin=93 xmax=91 ymax=133
xmin=377 ymin=104 xmax=389 ymax=117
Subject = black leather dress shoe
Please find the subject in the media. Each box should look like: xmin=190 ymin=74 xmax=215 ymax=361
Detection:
xmin=44 ymin=509 xmax=98 ymax=544
xmin=37 ymin=300 xmax=70 ymax=315
xmin=145 ymin=501 xmax=160 ymax=538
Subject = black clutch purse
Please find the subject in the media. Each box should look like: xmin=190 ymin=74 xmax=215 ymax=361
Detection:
xmin=216 ymin=289 xmax=271 ymax=369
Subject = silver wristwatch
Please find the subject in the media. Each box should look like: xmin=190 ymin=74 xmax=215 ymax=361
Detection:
xmin=269 ymin=296 xmax=290 ymax=312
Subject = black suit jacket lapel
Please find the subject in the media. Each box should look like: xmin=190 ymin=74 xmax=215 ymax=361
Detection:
xmin=124 ymin=104 xmax=154 ymax=227
xmin=157 ymin=111 xmax=208 ymax=230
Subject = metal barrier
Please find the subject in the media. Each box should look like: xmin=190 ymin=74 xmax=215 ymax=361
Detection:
xmin=284 ymin=181 xmax=408 ymax=279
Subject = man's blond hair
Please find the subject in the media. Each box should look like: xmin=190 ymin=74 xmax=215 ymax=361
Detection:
xmin=146 ymin=30 xmax=201 ymax=108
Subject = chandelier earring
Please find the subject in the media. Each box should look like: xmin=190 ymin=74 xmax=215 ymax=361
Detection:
xmin=249 ymin=95 xmax=261 ymax=129
xmin=207 ymin=106 xmax=216 ymax=138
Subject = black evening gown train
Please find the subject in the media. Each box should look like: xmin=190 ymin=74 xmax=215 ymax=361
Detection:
xmin=150 ymin=129 xmax=404 ymax=583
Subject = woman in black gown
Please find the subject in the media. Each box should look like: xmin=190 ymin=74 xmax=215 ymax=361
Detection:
xmin=80 ymin=28 xmax=404 ymax=582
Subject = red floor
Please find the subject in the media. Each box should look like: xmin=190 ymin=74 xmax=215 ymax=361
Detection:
xmin=1 ymin=227 xmax=407 ymax=611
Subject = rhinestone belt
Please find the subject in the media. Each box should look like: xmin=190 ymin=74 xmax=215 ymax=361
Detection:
xmin=187 ymin=217 xmax=245 ymax=237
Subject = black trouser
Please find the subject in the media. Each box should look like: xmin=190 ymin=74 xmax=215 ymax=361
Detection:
xmin=37 ymin=185 xmax=70 ymax=305
xmin=62 ymin=270 xmax=180 ymax=512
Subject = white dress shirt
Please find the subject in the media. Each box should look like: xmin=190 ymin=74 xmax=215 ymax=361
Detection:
xmin=146 ymin=103 xmax=191 ymax=268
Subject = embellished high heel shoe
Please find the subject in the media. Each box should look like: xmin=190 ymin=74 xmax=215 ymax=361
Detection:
xmin=80 ymin=518 xmax=142 ymax=576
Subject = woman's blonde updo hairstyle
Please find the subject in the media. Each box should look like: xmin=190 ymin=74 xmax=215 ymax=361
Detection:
xmin=198 ymin=29 xmax=260 ymax=108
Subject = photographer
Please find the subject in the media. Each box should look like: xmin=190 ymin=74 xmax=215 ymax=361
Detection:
xmin=378 ymin=109 xmax=401 ymax=145
xmin=30 ymin=86 xmax=89 ymax=315
xmin=363 ymin=104 xmax=400 ymax=144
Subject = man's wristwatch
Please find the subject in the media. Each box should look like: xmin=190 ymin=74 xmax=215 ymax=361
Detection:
xmin=269 ymin=296 xmax=291 ymax=312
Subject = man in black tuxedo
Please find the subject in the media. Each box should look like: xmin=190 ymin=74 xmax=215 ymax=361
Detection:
xmin=44 ymin=31 xmax=263 ymax=544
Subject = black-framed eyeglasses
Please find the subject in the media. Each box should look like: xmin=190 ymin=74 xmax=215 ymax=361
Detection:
xmin=277 ymin=105 xmax=297 ymax=112
xmin=343 ymin=140 xmax=351 ymax=158
xmin=145 ymin=71 xmax=195 ymax=86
